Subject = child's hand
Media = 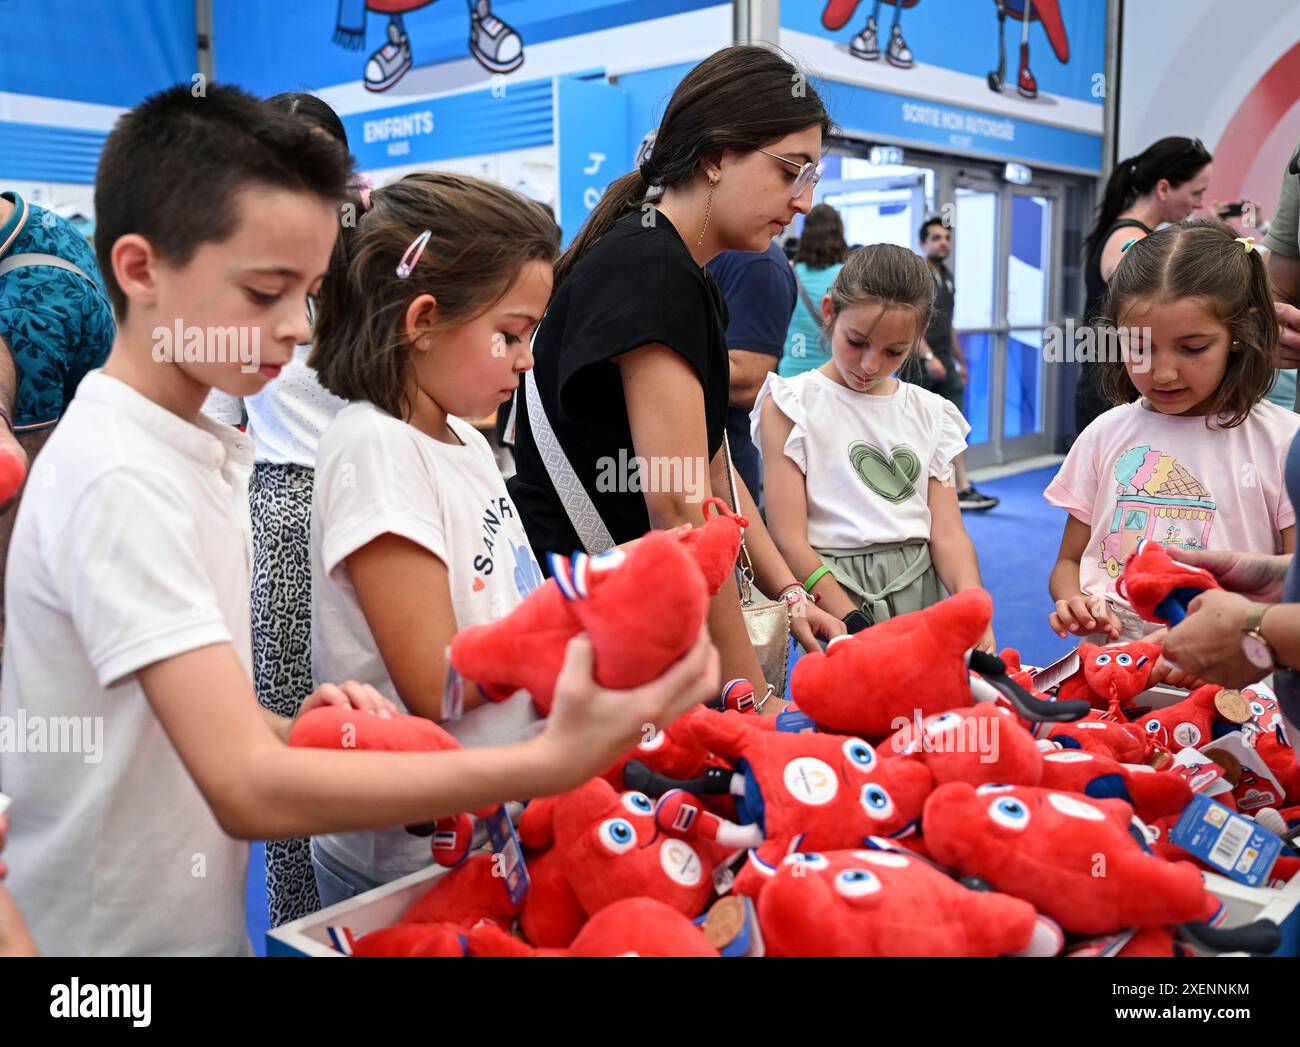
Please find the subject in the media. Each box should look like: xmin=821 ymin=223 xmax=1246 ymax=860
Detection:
xmin=298 ymin=681 xmax=398 ymax=721
xmin=977 ymin=625 xmax=996 ymax=654
xmin=0 ymin=884 xmax=36 ymax=956
xmin=538 ymin=625 xmax=720 ymax=790
xmin=1049 ymin=594 xmax=1120 ymax=640
xmin=791 ymin=600 xmax=846 ymax=654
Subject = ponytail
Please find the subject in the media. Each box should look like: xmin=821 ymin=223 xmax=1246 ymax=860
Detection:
xmin=554 ymin=170 xmax=648 ymax=287
xmin=1083 ymin=136 xmax=1213 ymax=262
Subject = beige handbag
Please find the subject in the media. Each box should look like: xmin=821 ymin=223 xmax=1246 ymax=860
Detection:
xmin=722 ymin=434 xmax=791 ymax=696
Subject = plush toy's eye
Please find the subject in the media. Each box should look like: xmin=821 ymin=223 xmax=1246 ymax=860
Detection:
xmin=1116 ymin=653 xmax=1133 ymax=666
xmin=860 ymin=783 xmax=895 ymax=820
xmin=975 ymin=783 xmax=1015 ymax=795
xmin=1093 ymin=654 xmax=1112 ymax=666
xmin=597 ymin=818 xmax=638 ymax=855
xmin=782 ymin=851 xmax=829 ymax=871
xmin=988 ymin=797 xmax=1030 ymax=830
xmin=638 ymin=730 xmax=665 ymax=752
xmin=1250 ymin=701 xmax=1266 ymax=718
xmin=1144 ymin=719 xmax=1161 ymax=733
xmin=924 ymin=712 xmax=963 ymax=735
xmin=621 ymin=792 xmax=654 ymax=816
xmin=834 ymin=869 xmax=882 ymax=898
xmin=842 ymin=738 xmax=877 ymax=769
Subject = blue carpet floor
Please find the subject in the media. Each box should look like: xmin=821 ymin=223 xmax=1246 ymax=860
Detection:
xmin=245 ymin=464 xmax=1072 ymax=951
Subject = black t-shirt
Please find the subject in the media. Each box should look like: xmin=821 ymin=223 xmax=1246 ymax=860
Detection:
xmin=508 ymin=209 xmax=731 ymax=560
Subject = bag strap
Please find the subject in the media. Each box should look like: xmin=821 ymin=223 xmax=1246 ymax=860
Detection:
xmin=720 ymin=431 xmax=758 ymax=606
xmin=790 ymin=263 xmax=822 ymax=326
xmin=0 ymin=252 xmax=111 ymax=310
xmin=523 ymin=359 xmax=615 ymax=555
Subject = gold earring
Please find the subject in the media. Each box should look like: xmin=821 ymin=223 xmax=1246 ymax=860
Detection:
xmin=698 ymin=176 xmax=717 ymax=248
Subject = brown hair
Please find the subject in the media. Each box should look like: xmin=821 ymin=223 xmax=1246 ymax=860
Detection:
xmin=555 ymin=45 xmax=832 ymax=287
xmin=827 ymin=244 xmax=935 ymax=380
xmin=795 ymin=203 xmax=848 ymax=268
xmin=311 ymin=172 xmax=559 ymax=419
xmin=1098 ymin=218 xmax=1276 ymax=427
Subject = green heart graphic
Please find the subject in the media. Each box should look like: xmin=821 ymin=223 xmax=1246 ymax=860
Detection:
xmin=848 ymin=441 xmax=921 ymax=504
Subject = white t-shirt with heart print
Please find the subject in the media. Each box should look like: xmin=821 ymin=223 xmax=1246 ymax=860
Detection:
xmin=751 ymin=370 xmax=969 ymax=550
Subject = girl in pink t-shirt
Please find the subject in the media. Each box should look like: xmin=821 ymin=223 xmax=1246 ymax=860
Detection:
xmin=1046 ymin=219 xmax=1299 ymax=642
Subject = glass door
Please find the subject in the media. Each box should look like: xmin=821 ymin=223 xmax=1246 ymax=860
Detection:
xmin=948 ymin=173 xmax=1062 ymax=466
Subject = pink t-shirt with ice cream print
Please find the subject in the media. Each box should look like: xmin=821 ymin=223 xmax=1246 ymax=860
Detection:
xmin=1045 ymin=400 xmax=1299 ymax=613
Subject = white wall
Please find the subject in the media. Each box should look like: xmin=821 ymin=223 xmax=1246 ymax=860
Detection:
xmin=1119 ymin=0 xmax=1300 ymax=223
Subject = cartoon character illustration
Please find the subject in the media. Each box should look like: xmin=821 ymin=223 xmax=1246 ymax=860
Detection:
xmin=822 ymin=0 xmax=920 ymax=68
xmin=334 ymin=0 xmax=525 ymax=93
xmin=988 ymin=0 xmax=1069 ymax=100
xmin=510 ymin=537 xmax=542 ymax=599
xmin=1100 ymin=446 xmax=1216 ymax=578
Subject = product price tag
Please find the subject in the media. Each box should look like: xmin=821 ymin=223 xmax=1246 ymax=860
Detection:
xmin=1168 ymin=794 xmax=1282 ymax=886
xmin=775 ymin=707 xmax=818 ymax=733
xmin=1169 ymin=747 xmax=1234 ymax=797
xmin=485 ymin=804 xmax=530 ymax=907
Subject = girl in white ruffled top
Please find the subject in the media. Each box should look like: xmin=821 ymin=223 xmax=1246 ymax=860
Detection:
xmin=752 ymin=242 xmax=994 ymax=648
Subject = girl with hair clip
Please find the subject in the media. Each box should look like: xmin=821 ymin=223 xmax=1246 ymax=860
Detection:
xmin=1078 ymin=136 xmax=1214 ymax=433
xmin=508 ymin=46 xmax=848 ymax=709
xmin=1047 ymin=220 xmax=1300 ymax=651
xmin=305 ymin=171 xmax=598 ymax=904
xmin=754 ymin=244 xmax=992 ymax=645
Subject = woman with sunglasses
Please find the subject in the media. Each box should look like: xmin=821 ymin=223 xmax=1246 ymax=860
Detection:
xmin=509 ymin=46 xmax=846 ymax=710
xmin=1077 ymin=136 xmax=1214 ymax=434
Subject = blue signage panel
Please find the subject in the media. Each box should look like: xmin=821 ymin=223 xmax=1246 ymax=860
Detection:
xmin=555 ymin=75 xmax=629 ymax=248
xmin=817 ymin=77 xmax=1102 ymax=172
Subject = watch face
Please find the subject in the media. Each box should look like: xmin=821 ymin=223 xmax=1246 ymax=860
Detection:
xmin=1242 ymin=632 xmax=1273 ymax=670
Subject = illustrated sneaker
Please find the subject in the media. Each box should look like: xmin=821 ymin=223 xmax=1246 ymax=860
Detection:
xmin=850 ymin=17 xmax=880 ymax=60
xmin=957 ymin=485 xmax=1000 ymax=512
xmin=469 ymin=0 xmax=524 ymax=75
xmin=885 ymin=25 xmax=914 ymax=69
xmin=364 ymin=20 xmax=412 ymax=93
xmin=1017 ymin=42 xmax=1038 ymax=98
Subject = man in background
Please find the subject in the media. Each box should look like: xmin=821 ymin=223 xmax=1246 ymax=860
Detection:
xmin=910 ymin=217 xmax=998 ymax=511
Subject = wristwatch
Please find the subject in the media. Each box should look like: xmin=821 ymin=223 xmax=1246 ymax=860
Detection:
xmin=1241 ymin=604 xmax=1291 ymax=672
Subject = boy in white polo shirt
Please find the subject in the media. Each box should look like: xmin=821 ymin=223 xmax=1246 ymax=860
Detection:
xmin=0 ymin=84 xmax=717 ymax=956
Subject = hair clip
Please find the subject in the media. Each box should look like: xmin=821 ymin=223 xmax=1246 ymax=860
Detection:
xmin=397 ymin=229 xmax=432 ymax=279
xmin=1235 ymin=235 xmax=1255 ymax=253
xmin=1121 ymin=237 xmax=1138 ymax=253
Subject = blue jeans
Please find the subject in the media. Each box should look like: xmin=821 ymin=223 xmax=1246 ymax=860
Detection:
xmin=309 ymin=840 xmax=385 ymax=910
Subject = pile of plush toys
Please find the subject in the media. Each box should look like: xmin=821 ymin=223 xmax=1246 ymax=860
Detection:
xmin=290 ymin=521 xmax=1299 ymax=957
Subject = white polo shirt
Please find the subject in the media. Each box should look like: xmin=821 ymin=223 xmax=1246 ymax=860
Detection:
xmin=0 ymin=370 xmax=255 ymax=956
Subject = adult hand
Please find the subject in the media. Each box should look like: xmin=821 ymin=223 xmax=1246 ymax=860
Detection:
xmin=1165 ymin=547 xmax=1290 ymax=604
xmin=925 ymin=355 xmax=947 ymax=382
xmin=539 ymin=625 xmax=720 ymax=789
xmin=1163 ymin=589 xmax=1270 ymax=689
xmin=1277 ymin=302 xmax=1300 ymax=369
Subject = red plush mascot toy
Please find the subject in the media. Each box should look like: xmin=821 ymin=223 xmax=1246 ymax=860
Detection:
xmin=450 ymin=508 xmax=739 ymax=714
xmin=651 ymin=710 xmax=934 ymax=875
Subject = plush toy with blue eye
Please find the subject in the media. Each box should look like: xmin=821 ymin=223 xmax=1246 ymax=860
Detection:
xmin=923 ymin=781 xmax=1277 ymax=945
xmin=648 ymin=709 xmax=934 ymax=886
xmin=748 ymin=846 xmax=1063 ymax=957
